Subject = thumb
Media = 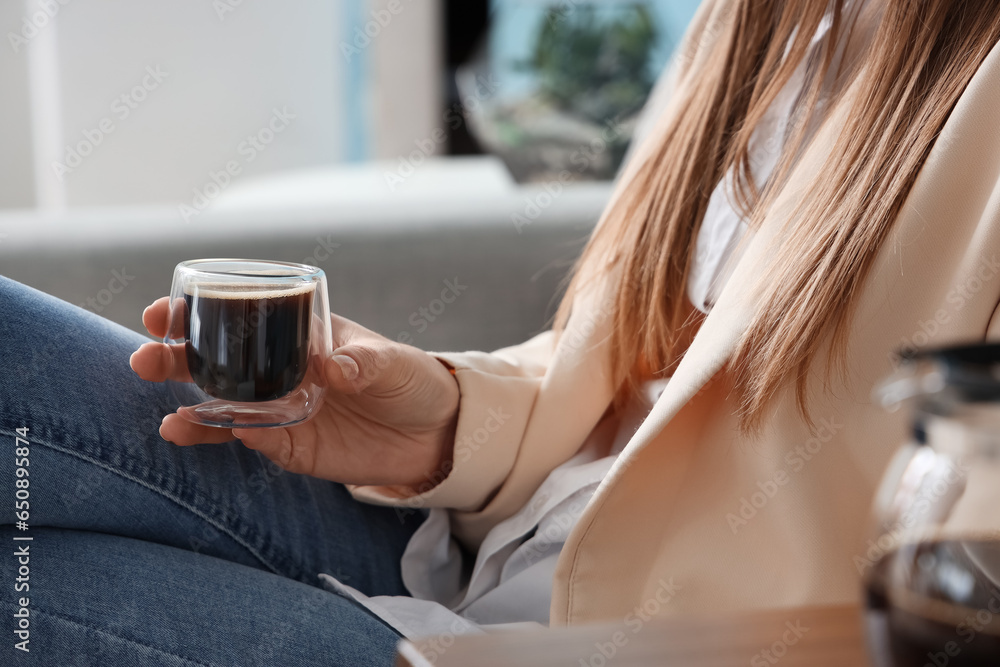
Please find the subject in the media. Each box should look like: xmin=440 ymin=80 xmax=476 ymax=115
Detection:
xmin=325 ymin=342 xmax=400 ymax=394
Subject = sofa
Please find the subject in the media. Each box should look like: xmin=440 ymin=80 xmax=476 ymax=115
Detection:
xmin=0 ymin=157 xmax=611 ymax=353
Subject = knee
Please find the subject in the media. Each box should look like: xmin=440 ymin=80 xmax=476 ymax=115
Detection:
xmin=0 ymin=276 xmax=88 ymax=342
xmin=0 ymin=275 xmax=146 ymax=370
xmin=0 ymin=276 xmax=154 ymax=435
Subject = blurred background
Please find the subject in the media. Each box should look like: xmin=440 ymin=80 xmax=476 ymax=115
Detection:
xmin=0 ymin=0 xmax=700 ymax=352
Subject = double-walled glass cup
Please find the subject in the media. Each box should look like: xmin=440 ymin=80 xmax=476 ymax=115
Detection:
xmin=163 ymin=259 xmax=332 ymax=428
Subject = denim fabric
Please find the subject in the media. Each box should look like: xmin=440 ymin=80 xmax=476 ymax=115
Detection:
xmin=0 ymin=275 xmax=425 ymax=666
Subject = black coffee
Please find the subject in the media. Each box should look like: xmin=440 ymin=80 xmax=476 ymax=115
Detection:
xmin=865 ymin=539 xmax=1000 ymax=666
xmin=183 ymin=285 xmax=314 ymax=402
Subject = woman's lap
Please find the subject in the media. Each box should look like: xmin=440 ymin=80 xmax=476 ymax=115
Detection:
xmin=0 ymin=276 xmax=423 ymax=663
xmin=0 ymin=527 xmax=402 ymax=666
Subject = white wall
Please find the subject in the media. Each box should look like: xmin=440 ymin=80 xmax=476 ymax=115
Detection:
xmin=0 ymin=1 xmax=36 ymax=209
xmin=52 ymin=0 xmax=343 ymax=207
xmin=368 ymin=0 xmax=443 ymax=161
xmin=0 ymin=0 xmax=445 ymax=212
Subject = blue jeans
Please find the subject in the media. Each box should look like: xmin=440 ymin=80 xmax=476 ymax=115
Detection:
xmin=0 ymin=276 xmax=426 ymax=666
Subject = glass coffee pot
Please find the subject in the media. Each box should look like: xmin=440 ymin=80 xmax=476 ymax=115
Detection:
xmin=864 ymin=343 xmax=1000 ymax=666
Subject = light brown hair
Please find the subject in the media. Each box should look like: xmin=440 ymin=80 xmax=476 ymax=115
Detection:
xmin=556 ymin=0 xmax=1000 ymax=431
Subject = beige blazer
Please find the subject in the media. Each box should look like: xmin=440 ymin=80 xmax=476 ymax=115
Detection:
xmin=353 ymin=0 xmax=1000 ymax=626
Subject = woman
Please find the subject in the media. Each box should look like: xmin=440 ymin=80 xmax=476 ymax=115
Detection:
xmin=4 ymin=0 xmax=1000 ymax=663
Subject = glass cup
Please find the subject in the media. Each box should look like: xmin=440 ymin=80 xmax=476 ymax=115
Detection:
xmin=163 ymin=259 xmax=332 ymax=428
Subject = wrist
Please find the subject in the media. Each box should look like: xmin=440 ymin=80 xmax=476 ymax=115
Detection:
xmin=432 ymin=354 xmax=460 ymax=465
xmin=399 ymin=354 xmax=459 ymax=492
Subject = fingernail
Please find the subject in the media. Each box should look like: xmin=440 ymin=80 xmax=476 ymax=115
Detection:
xmin=332 ymin=355 xmax=359 ymax=381
xmin=158 ymin=422 xmax=174 ymax=444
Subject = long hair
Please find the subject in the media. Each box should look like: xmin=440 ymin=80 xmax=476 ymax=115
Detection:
xmin=555 ymin=0 xmax=1000 ymax=432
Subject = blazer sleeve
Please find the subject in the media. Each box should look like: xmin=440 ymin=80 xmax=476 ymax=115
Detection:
xmin=349 ymin=331 xmax=557 ymax=512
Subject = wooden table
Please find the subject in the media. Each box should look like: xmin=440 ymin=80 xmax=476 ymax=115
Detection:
xmin=396 ymin=604 xmax=870 ymax=666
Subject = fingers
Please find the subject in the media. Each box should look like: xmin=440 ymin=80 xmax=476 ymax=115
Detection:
xmin=325 ymin=343 xmax=403 ymax=395
xmin=329 ymin=312 xmax=363 ymax=348
xmin=232 ymin=427 xmax=305 ymax=473
xmin=142 ymin=296 xmax=187 ymax=340
xmin=325 ymin=354 xmax=362 ymax=392
xmin=159 ymin=422 xmax=311 ymax=477
xmin=159 ymin=415 xmax=312 ymax=480
xmin=130 ymin=342 xmax=193 ymax=382
xmin=159 ymin=413 xmax=235 ymax=446
xmin=134 ymin=297 xmax=190 ymax=382
xmin=327 ymin=313 xmax=403 ymax=394
xmin=142 ymin=297 xmax=171 ymax=338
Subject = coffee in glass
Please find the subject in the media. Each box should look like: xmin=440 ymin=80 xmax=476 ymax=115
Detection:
xmin=164 ymin=259 xmax=332 ymax=428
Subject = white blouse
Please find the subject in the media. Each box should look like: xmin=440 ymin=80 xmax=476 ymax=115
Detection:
xmin=321 ymin=6 xmax=847 ymax=639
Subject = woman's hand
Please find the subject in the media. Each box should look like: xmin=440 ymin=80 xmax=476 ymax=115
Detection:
xmin=130 ymin=298 xmax=460 ymax=488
